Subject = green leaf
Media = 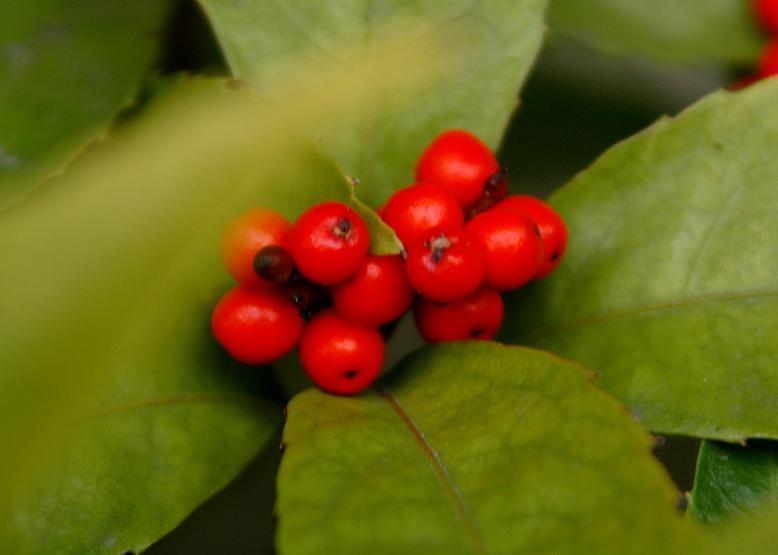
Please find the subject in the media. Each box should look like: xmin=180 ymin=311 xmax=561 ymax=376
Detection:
xmin=549 ymin=0 xmax=763 ymax=64
xmin=502 ymin=79 xmax=778 ymax=442
xmin=0 ymin=26 xmax=444 ymax=550
xmin=689 ymin=440 xmax=778 ymax=526
xmin=197 ymin=0 xmax=548 ymax=206
xmin=277 ymin=342 xmax=701 ymax=554
xmin=0 ymin=0 xmax=173 ymax=208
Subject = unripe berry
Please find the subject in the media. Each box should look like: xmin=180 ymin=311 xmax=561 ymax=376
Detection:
xmin=287 ymin=202 xmax=370 ymax=285
xmin=465 ymin=204 xmax=543 ymax=290
xmin=382 ymin=183 xmax=464 ymax=248
xmin=755 ymin=0 xmax=778 ymax=34
xmin=299 ymin=310 xmax=385 ymax=395
xmin=332 ymin=255 xmax=414 ymax=326
xmin=416 ymin=129 xmax=501 ymax=208
xmin=405 ymin=229 xmax=485 ymax=303
xmin=221 ymin=208 xmax=291 ymax=287
xmin=499 ymin=195 xmax=568 ymax=279
xmin=414 ymin=288 xmax=504 ymax=342
xmin=211 ymin=286 xmax=303 ymax=365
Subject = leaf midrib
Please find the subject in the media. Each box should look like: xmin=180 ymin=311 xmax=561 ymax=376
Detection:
xmin=378 ymin=385 xmax=486 ymax=555
xmin=517 ymin=285 xmax=778 ymax=342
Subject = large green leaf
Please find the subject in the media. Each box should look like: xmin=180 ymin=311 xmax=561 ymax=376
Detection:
xmin=197 ymin=0 xmax=548 ymax=206
xmin=0 ymin=26 xmax=444 ymax=551
xmin=502 ymin=79 xmax=778 ymax=442
xmin=0 ymin=0 xmax=172 ymax=208
xmin=277 ymin=342 xmax=700 ymax=554
xmin=689 ymin=440 xmax=778 ymax=526
xmin=549 ymin=0 xmax=763 ymax=64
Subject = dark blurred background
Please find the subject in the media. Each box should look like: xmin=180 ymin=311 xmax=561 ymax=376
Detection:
xmin=144 ymin=1 xmax=736 ymax=552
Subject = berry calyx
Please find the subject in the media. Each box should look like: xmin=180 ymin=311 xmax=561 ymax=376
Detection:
xmin=414 ymin=288 xmax=504 ymax=342
xmin=405 ymin=229 xmax=485 ymax=302
xmin=299 ymin=310 xmax=385 ymax=395
xmin=382 ymin=183 xmax=464 ymax=248
xmin=755 ymin=0 xmax=778 ymax=34
xmin=499 ymin=195 xmax=568 ymax=279
xmin=416 ymin=129 xmax=501 ymax=208
xmin=757 ymin=39 xmax=778 ymax=78
xmin=211 ymin=285 xmax=303 ymax=365
xmin=332 ymin=255 xmax=414 ymax=326
xmin=287 ymin=201 xmax=370 ymax=285
xmin=253 ymin=245 xmax=294 ymax=284
xmin=465 ymin=204 xmax=544 ymax=290
xmin=221 ymin=208 xmax=291 ymax=287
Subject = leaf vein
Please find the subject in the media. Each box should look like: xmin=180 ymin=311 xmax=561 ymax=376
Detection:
xmin=378 ymin=385 xmax=486 ymax=555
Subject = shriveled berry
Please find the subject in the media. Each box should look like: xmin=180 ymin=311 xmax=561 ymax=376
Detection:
xmin=467 ymin=166 xmax=510 ymax=219
xmin=221 ymin=208 xmax=291 ymax=287
xmin=283 ymin=272 xmax=331 ymax=321
xmin=287 ymin=202 xmax=370 ymax=285
xmin=332 ymin=255 xmax=414 ymax=326
xmin=382 ymin=183 xmax=464 ymax=248
xmin=416 ymin=129 xmax=501 ymax=208
xmin=465 ymin=204 xmax=543 ymax=290
xmin=253 ymin=245 xmax=294 ymax=284
xmin=755 ymin=0 xmax=778 ymax=34
xmin=405 ymin=229 xmax=485 ymax=303
xmin=211 ymin=286 xmax=303 ymax=365
xmin=299 ymin=310 xmax=385 ymax=395
xmin=499 ymin=195 xmax=568 ymax=279
xmin=414 ymin=288 xmax=504 ymax=342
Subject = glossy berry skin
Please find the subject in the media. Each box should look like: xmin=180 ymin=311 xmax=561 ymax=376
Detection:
xmin=332 ymin=255 xmax=414 ymax=326
xmin=499 ymin=195 xmax=568 ymax=279
xmin=416 ymin=130 xmax=501 ymax=208
xmin=755 ymin=0 xmax=778 ymax=34
xmin=758 ymin=39 xmax=778 ymax=78
xmin=299 ymin=310 xmax=385 ymax=395
xmin=414 ymin=288 xmax=504 ymax=342
xmin=221 ymin=208 xmax=291 ymax=287
xmin=465 ymin=204 xmax=544 ymax=290
xmin=287 ymin=202 xmax=370 ymax=285
xmin=382 ymin=183 xmax=464 ymax=248
xmin=211 ymin=286 xmax=303 ymax=365
xmin=405 ymin=229 xmax=485 ymax=303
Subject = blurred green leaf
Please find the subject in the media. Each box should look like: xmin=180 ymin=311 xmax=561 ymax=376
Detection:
xmin=0 ymin=0 xmax=173 ymax=208
xmin=197 ymin=0 xmax=548 ymax=206
xmin=277 ymin=342 xmax=700 ymax=554
xmin=502 ymin=80 xmax=778 ymax=442
xmin=0 ymin=26 xmax=446 ymax=551
xmin=689 ymin=440 xmax=778 ymax=526
xmin=549 ymin=0 xmax=763 ymax=64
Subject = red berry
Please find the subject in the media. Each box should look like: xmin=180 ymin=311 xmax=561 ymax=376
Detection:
xmin=332 ymin=255 xmax=414 ymax=326
xmin=221 ymin=208 xmax=291 ymax=287
xmin=499 ymin=195 xmax=568 ymax=279
xmin=299 ymin=310 xmax=385 ymax=395
xmin=416 ymin=129 xmax=501 ymax=208
xmin=414 ymin=288 xmax=504 ymax=342
xmin=758 ymin=39 xmax=778 ymax=78
xmin=287 ymin=202 xmax=370 ymax=285
xmin=465 ymin=204 xmax=544 ymax=290
xmin=755 ymin=0 xmax=778 ymax=33
xmin=405 ymin=229 xmax=485 ymax=302
xmin=211 ymin=286 xmax=303 ymax=365
xmin=382 ymin=183 xmax=464 ymax=248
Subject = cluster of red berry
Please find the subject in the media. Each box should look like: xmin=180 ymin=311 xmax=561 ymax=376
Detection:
xmin=211 ymin=130 xmax=567 ymax=395
xmin=736 ymin=0 xmax=778 ymax=88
